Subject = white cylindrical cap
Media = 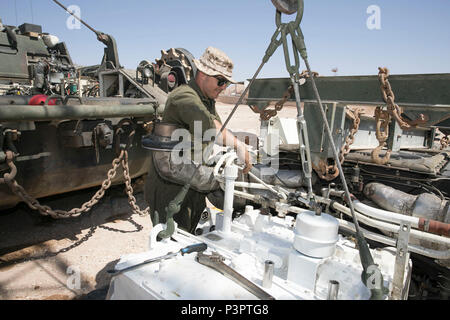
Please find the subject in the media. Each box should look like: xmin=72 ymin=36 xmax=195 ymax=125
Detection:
xmin=293 ymin=210 xmax=339 ymax=258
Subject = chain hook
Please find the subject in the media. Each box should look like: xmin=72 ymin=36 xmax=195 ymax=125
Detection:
xmin=114 ymin=118 xmax=137 ymax=156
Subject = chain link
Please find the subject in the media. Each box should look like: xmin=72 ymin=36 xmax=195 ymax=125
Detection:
xmin=378 ymin=67 xmax=428 ymax=130
xmin=314 ymin=107 xmax=362 ymax=181
xmin=254 ymin=70 xmax=318 ymax=121
xmin=121 ymin=150 xmax=150 ymax=216
xmin=259 ymin=85 xmax=294 ymax=121
xmin=314 ymin=159 xmax=339 ymax=181
xmin=371 ymin=106 xmax=392 ymax=165
xmin=339 ymin=108 xmax=362 ymax=164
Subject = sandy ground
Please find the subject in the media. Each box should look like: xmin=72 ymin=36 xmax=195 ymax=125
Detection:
xmin=216 ymin=101 xmax=298 ymax=138
xmin=0 ymin=103 xmax=298 ymax=300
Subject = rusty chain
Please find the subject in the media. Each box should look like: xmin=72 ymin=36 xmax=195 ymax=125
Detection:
xmin=313 ymin=107 xmax=362 ymax=181
xmin=258 ymin=85 xmax=294 ymax=121
xmin=0 ymin=132 xmax=149 ymax=219
xmin=251 ymin=70 xmax=318 ymax=121
xmin=373 ymin=67 xmax=429 ymax=165
xmin=339 ymin=108 xmax=362 ymax=164
xmin=378 ymin=67 xmax=428 ymax=130
xmin=314 ymin=159 xmax=339 ymax=181
xmin=298 ymin=69 xmax=319 ymax=79
xmin=121 ymin=149 xmax=150 ymax=216
xmin=371 ymin=106 xmax=392 ymax=165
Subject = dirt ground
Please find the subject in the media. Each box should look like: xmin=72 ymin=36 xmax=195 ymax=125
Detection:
xmin=0 ymin=103 xmax=298 ymax=300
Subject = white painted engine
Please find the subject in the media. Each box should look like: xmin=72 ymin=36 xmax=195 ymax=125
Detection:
xmin=107 ymin=161 xmax=412 ymax=300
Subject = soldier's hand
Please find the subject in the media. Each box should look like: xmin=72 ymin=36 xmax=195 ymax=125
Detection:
xmin=236 ymin=142 xmax=253 ymax=175
xmin=243 ymin=156 xmax=253 ymax=175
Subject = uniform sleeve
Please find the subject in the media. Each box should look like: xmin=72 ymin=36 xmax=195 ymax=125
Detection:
xmin=172 ymin=92 xmax=217 ymax=137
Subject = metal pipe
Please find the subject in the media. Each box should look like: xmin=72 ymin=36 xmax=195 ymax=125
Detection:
xmin=234 ymin=190 xmax=259 ymax=202
xmin=214 ymin=152 xmax=288 ymax=199
xmin=248 ymin=171 xmax=288 ymax=200
xmin=213 ymin=152 xmax=237 ymax=180
xmin=362 ymin=182 xmax=450 ymax=237
xmin=0 ymin=104 xmax=160 ymax=122
xmin=263 ymin=260 xmax=274 ymax=289
xmin=234 ymin=181 xmax=275 ymax=190
xmin=332 ymin=201 xmax=450 ymax=246
xmin=353 ymin=199 xmax=450 ymax=237
xmin=338 ymin=218 xmax=450 ymax=260
xmin=327 ymin=280 xmax=339 ymax=300
xmin=221 ymin=165 xmax=239 ymax=234
xmin=52 ymin=0 xmax=98 ymax=34
xmin=353 ymin=200 xmax=420 ymax=229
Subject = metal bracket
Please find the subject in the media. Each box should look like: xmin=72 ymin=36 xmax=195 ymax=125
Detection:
xmin=392 ymin=222 xmax=411 ymax=300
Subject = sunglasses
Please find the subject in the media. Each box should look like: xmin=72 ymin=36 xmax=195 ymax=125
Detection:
xmin=213 ymin=76 xmax=230 ymax=87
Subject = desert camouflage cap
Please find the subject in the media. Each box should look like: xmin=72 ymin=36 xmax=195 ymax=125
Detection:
xmin=193 ymin=47 xmax=237 ymax=83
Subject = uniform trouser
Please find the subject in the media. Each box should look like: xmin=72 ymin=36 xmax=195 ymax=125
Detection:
xmin=144 ymin=155 xmax=206 ymax=234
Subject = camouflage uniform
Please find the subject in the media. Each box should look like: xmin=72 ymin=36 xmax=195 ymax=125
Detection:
xmin=144 ymin=80 xmax=221 ymax=234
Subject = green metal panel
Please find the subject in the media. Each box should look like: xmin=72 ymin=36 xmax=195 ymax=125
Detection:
xmin=247 ymin=74 xmax=450 ymax=107
xmin=304 ymin=102 xmax=346 ymax=154
xmin=0 ymin=32 xmax=49 ymax=79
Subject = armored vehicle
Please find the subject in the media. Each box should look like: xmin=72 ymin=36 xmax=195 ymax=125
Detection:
xmin=0 ymin=2 xmax=196 ymax=217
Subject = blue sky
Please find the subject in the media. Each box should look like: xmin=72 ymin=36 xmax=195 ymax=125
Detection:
xmin=1 ymin=0 xmax=449 ymax=81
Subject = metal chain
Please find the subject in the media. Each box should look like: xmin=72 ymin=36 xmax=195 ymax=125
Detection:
xmin=314 ymin=160 xmax=339 ymax=181
xmin=315 ymin=107 xmax=361 ymax=181
xmin=371 ymin=106 xmax=392 ymax=165
xmin=4 ymin=151 xmax=123 ymax=218
xmin=258 ymin=85 xmax=294 ymax=121
xmin=1 ymin=148 xmax=149 ymax=219
xmin=339 ymin=108 xmax=362 ymax=164
xmin=378 ymin=67 xmax=428 ymax=130
xmin=121 ymin=150 xmax=150 ymax=216
xmin=300 ymin=69 xmax=319 ymax=78
xmin=256 ymin=71 xmax=318 ymax=121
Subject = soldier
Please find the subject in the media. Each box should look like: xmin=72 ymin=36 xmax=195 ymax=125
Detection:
xmin=145 ymin=47 xmax=252 ymax=234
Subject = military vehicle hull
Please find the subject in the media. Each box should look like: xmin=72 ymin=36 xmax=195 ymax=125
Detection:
xmin=0 ymin=116 xmax=151 ymax=210
xmin=0 ymin=18 xmax=195 ymax=212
